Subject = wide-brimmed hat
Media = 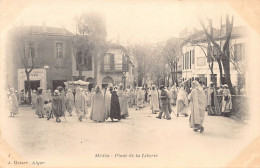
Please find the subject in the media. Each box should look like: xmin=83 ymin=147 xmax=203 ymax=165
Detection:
xmin=54 ymin=90 xmax=60 ymax=95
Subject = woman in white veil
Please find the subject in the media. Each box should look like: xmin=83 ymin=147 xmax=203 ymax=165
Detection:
xmin=176 ymin=84 xmax=188 ymax=117
xmin=90 ymin=85 xmax=106 ymax=122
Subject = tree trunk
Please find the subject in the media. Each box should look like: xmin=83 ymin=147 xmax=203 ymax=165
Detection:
xmin=93 ymin=47 xmax=98 ymax=87
xmin=175 ymin=63 xmax=178 ymax=86
xmin=222 ymin=16 xmax=234 ymax=94
xmin=222 ymin=57 xmax=234 ymax=94
xmin=25 ymin=71 xmax=32 ymax=104
xmin=78 ymin=68 xmax=83 ymax=80
xmin=217 ymin=59 xmax=223 ymax=85
xmin=171 ymin=66 xmax=174 ymax=85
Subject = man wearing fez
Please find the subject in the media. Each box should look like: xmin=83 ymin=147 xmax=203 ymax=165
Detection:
xmin=156 ymin=85 xmax=171 ymax=120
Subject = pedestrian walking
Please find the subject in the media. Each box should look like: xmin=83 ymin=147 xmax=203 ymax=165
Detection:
xmin=117 ymin=83 xmax=129 ymax=119
xmin=83 ymin=89 xmax=89 ymax=118
xmin=188 ymin=81 xmax=206 ymax=133
xmin=125 ymin=86 xmax=131 ymax=107
xmin=129 ymin=88 xmax=135 ymax=108
xmin=90 ymin=85 xmax=106 ymax=122
xmin=136 ymin=87 xmax=144 ymax=110
xmin=170 ymin=85 xmax=177 ymax=106
xmin=43 ymin=100 xmax=52 ymax=120
xmin=20 ymin=89 xmax=25 ymax=104
xmin=109 ymin=87 xmax=121 ymax=121
xmin=75 ymin=87 xmax=87 ymax=122
xmin=8 ymin=88 xmax=19 ymax=117
xmin=89 ymin=88 xmax=95 ymax=106
xmin=221 ymin=84 xmax=232 ymax=117
xmin=57 ymin=86 xmax=66 ymax=116
xmin=31 ymin=90 xmax=37 ymax=109
xmin=207 ymin=83 xmax=221 ymax=116
xmin=105 ymin=84 xmax=113 ymax=119
xmin=166 ymin=87 xmax=173 ymax=115
xmin=156 ymin=85 xmax=171 ymax=120
xmin=149 ymin=85 xmax=160 ymax=114
xmin=45 ymin=89 xmax=52 ymax=102
xmin=35 ymin=88 xmax=44 ymax=118
xmin=66 ymin=88 xmax=74 ymax=116
xmin=176 ymin=84 xmax=189 ymax=117
xmin=52 ymin=90 xmax=63 ymax=122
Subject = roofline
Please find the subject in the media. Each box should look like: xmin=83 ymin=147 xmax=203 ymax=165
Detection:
xmin=183 ymin=33 xmax=248 ymax=45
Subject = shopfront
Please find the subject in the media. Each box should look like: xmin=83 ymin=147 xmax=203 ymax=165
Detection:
xmin=18 ymin=69 xmax=46 ymax=92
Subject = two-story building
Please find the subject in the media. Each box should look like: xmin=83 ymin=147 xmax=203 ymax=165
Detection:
xmin=181 ymin=26 xmax=248 ymax=89
xmin=71 ymin=42 xmax=135 ymax=90
xmin=6 ymin=26 xmax=73 ymax=92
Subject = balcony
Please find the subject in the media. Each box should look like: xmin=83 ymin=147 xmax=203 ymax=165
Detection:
xmin=102 ymin=63 xmax=128 ymax=73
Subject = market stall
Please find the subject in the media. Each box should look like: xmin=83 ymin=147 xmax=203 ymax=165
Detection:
xmin=64 ymin=80 xmax=89 ymax=94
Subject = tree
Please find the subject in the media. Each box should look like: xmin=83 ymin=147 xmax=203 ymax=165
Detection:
xmin=71 ymin=35 xmax=92 ymax=79
xmin=162 ymin=38 xmax=182 ymax=86
xmin=127 ymin=43 xmax=153 ymax=87
xmin=171 ymin=36 xmax=216 ymax=82
xmin=73 ymin=12 xmax=107 ymax=85
xmin=15 ymin=27 xmax=35 ymax=104
xmin=199 ymin=15 xmax=234 ymax=93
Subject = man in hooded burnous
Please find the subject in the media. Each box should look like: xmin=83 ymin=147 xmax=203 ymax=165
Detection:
xmin=189 ymin=81 xmax=206 ymax=133
xmin=117 ymin=83 xmax=129 ymax=119
xmin=8 ymin=88 xmax=19 ymax=117
xmin=57 ymin=86 xmax=66 ymax=117
xmin=149 ymin=85 xmax=160 ymax=114
xmin=66 ymin=88 xmax=74 ymax=116
xmin=75 ymin=87 xmax=87 ymax=122
xmin=35 ymin=88 xmax=44 ymax=118
xmin=52 ymin=90 xmax=63 ymax=122
xmin=170 ymin=85 xmax=178 ymax=106
xmin=109 ymin=86 xmax=121 ymax=121
xmin=176 ymin=84 xmax=189 ymax=117
xmin=105 ymin=83 xmax=113 ymax=119
xmin=90 ymin=85 xmax=106 ymax=122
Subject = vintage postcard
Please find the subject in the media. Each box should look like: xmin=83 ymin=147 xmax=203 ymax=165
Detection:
xmin=0 ymin=0 xmax=260 ymax=167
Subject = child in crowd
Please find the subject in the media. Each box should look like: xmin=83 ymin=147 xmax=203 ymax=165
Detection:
xmin=43 ymin=100 xmax=52 ymax=120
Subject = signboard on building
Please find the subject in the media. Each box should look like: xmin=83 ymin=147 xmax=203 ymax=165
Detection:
xmin=18 ymin=69 xmax=45 ymax=79
xmin=18 ymin=69 xmax=47 ymax=91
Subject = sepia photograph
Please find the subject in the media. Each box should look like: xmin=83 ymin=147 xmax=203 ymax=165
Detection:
xmin=0 ymin=0 xmax=260 ymax=167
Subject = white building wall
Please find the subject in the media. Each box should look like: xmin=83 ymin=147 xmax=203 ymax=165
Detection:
xmin=182 ymin=35 xmax=248 ymax=88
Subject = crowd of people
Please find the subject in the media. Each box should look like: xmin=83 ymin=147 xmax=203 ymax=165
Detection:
xmin=5 ymin=80 xmax=236 ymax=133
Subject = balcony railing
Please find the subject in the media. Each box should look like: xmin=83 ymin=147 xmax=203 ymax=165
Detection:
xmin=103 ymin=63 xmax=128 ymax=72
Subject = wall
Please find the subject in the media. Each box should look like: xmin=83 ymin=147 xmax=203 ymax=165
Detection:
xmin=8 ymin=33 xmax=73 ymax=91
xmin=181 ymin=36 xmax=248 ymax=87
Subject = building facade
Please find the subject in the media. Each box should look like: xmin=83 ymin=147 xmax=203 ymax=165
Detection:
xmin=6 ymin=26 xmax=73 ymax=92
xmin=72 ymin=42 xmax=135 ymax=90
xmin=181 ymin=26 xmax=248 ymax=89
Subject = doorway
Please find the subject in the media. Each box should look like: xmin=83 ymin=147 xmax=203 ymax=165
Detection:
xmin=24 ymin=80 xmax=40 ymax=92
xmin=52 ymin=80 xmax=67 ymax=91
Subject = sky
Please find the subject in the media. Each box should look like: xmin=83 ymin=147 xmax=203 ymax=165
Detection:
xmin=13 ymin=0 xmax=247 ymax=45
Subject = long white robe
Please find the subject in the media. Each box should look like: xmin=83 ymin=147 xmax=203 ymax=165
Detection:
xmin=189 ymin=87 xmax=205 ymax=127
xmin=176 ymin=87 xmax=188 ymax=115
xmin=105 ymin=90 xmax=112 ymax=118
xmin=90 ymin=92 xmax=106 ymax=122
xmin=150 ymin=90 xmax=160 ymax=111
